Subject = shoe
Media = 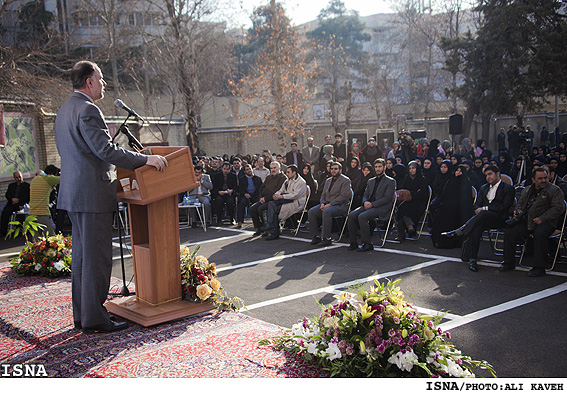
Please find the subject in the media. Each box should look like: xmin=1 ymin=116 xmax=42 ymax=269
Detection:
xmin=358 ymin=243 xmax=373 ymax=252
xmin=191 ymin=222 xmax=198 ymax=228
xmin=394 ymin=236 xmax=405 ymax=242
xmin=442 ymin=229 xmax=463 ymax=238
xmin=74 ymin=314 xmax=116 ymax=329
xmin=253 ymin=229 xmax=263 ymax=236
xmin=348 ymin=242 xmax=359 ymax=251
xmin=469 ymin=260 xmax=478 ymax=272
xmin=310 ymin=236 xmax=321 ymax=245
xmin=319 ymin=238 xmax=332 ymax=247
xmin=498 ymin=264 xmax=515 ymax=272
xmin=527 ymin=268 xmax=546 ymax=277
xmin=265 ymin=232 xmax=280 ymax=241
xmin=407 ymin=227 xmax=417 ymax=237
xmin=236 ymin=222 xmax=242 ymax=229
xmin=82 ymin=320 xmax=128 ymax=335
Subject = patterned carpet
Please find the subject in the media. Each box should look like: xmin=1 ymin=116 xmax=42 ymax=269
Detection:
xmin=0 ymin=263 xmax=326 ymax=378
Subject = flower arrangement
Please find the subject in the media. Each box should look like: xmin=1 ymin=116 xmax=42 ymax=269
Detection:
xmin=260 ymin=279 xmax=496 ymax=378
xmin=180 ymin=245 xmax=243 ymax=312
xmin=10 ymin=233 xmax=72 ymax=278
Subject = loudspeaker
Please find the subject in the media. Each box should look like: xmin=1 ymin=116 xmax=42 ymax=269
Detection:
xmin=449 ymin=114 xmax=463 ymax=135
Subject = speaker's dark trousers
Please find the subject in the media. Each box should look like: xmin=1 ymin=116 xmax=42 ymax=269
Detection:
xmin=68 ymin=211 xmax=114 ymax=328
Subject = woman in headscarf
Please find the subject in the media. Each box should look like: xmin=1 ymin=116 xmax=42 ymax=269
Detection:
xmin=460 ymin=138 xmax=475 ymax=161
xmin=319 ymin=145 xmax=336 ymax=174
xmin=476 ymin=139 xmax=487 ymax=158
xmin=510 ymin=155 xmax=530 ymax=186
xmin=385 ymin=157 xmax=396 ymax=178
xmin=300 ymin=163 xmax=319 ymax=209
xmin=423 ymin=157 xmax=437 ymax=190
xmin=440 ymin=140 xmax=453 ymax=157
xmin=430 ymin=164 xmax=474 ymax=249
xmin=345 ymin=156 xmax=362 ymax=192
xmin=352 ymin=162 xmax=374 ymax=209
xmin=498 ymin=151 xmax=513 ymax=176
xmin=392 ymin=163 xmax=408 ymax=185
xmin=557 ymin=151 xmax=567 ymax=178
xmin=429 ymin=139 xmax=440 ymax=157
xmin=395 ymin=161 xmax=430 ymax=241
xmin=450 ymin=153 xmax=462 ymax=167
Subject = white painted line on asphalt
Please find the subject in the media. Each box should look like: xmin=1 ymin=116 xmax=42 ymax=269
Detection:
xmin=242 ymin=258 xmax=447 ymax=311
xmin=217 ymin=244 xmax=343 ymax=273
xmin=182 ymin=233 xmax=249 ymax=247
xmin=439 ymin=281 xmax=567 ymax=331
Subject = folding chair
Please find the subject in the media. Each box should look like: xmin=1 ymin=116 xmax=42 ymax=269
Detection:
xmin=332 ymin=189 xmax=354 ymax=242
xmin=472 ymin=186 xmax=477 ymax=206
xmin=375 ymin=192 xmax=398 ymax=247
xmin=518 ymin=200 xmax=567 ymax=271
xmin=293 ymin=185 xmax=311 ymax=236
xmin=500 ymin=174 xmax=513 ymax=185
xmin=408 ymin=185 xmax=432 ymax=241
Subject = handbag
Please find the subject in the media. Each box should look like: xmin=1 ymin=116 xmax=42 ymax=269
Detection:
xmin=396 ymin=189 xmax=412 ymax=203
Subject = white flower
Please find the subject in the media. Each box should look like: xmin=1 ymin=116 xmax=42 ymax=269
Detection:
xmin=388 ymin=350 xmax=419 ymax=372
xmin=323 ymin=316 xmax=339 ymax=328
xmin=34 ymin=264 xmax=42 ymax=271
xmin=325 ymin=341 xmax=342 ymax=360
xmin=307 ymin=341 xmax=319 ymax=354
xmin=446 ymin=358 xmax=474 ymax=377
xmin=53 ymin=260 xmax=65 ymax=271
xmin=291 ymin=322 xmax=306 ymax=337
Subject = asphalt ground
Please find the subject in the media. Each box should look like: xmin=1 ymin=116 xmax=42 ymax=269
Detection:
xmin=2 ymin=219 xmax=567 ymax=378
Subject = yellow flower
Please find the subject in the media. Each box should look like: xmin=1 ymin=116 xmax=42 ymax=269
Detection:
xmin=196 ymin=284 xmax=213 ymax=300
xmin=209 ymin=278 xmax=221 ymax=291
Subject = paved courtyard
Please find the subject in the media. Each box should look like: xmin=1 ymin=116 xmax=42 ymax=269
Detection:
xmin=2 ymin=220 xmax=566 ymax=378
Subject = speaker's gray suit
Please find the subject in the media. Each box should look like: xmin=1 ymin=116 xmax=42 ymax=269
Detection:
xmin=55 ymin=92 xmax=147 ymax=328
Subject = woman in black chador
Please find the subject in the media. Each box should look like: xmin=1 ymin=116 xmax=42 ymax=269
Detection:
xmin=352 ymin=162 xmax=374 ymax=209
xmin=395 ymin=161 xmax=430 ymax=241
xmin=430 ymin=164 xmax=474 ymax=249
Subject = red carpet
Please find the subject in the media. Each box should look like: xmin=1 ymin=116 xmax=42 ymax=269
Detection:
xmin=0 ymin=263 xmax=326 ymax=378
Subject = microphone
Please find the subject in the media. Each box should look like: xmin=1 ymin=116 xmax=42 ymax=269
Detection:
xmin=119 ymin=125 xmax=144 ymax=151
xmin=114 ymin=99 xmax=145 ymax=122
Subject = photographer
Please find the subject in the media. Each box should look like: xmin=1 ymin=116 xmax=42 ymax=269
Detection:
xmin=500 ymin=168 xmax=565 ymax=277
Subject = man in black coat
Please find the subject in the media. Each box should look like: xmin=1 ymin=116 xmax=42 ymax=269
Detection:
xmin=1 ymin=171 xmax=31 ymax=237
xmin=236 ymin=164 xmax=263 ymax=228
xmin=442 ymin=165 xmax=515 ymax=272
xmin=212 ymin=162 xmax=238 ymax=225
xmin=285 ymin=142 xmax=303 ymax=169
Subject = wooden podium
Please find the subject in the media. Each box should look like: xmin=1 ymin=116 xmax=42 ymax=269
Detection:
xmin=106 ymin=146 xmax=215 ymax=327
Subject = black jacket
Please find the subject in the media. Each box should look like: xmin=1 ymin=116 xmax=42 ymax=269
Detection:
xmin=474 ymin=181 xmax=515 ymax=220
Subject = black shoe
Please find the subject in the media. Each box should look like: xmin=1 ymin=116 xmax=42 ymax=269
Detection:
xmin=82 ymin=320 xmax=128 ymax=335
xmin=358 ymin=243 xmax=373 ymax=252
xmin=192 ymin=222 xmax=198 ymax=228
xmin=253 ymin=229 xmax=263 ymax=236
xmin=498 ymin=264 xmax=515 ymax=272
xmin=442 ymin=229 xmax=463 ymax=238
xmin=348 ymin=242 xmax=359 ymax=251
xmin=311 ymin=236 xmax=321 ymax=245
xmin=407 ymin=228 xmax=417 ymax=237
xmin=527 ymin=267 xmax=546 ymax=277
xmin=319 ymin=238 xmax=332 ymax=247
xmin=265 ymin=232 xmax=280 ymax=241
xmin=469 ymin=260 xmax=478 ymax=272
xmin=74 ymin=321 xmax=82 ymax=329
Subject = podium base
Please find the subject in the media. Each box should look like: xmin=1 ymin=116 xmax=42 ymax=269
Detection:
xmin=106 ymin=296 xmax=216 ymax=327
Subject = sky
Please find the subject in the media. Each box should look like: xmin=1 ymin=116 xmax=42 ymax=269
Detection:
xmin=227 ymin=0 xmax=396 ymax=28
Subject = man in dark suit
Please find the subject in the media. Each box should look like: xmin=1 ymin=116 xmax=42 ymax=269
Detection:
xmin=302 ymin=137 xmax=320 ymax=172
xmin=236 ymin=164 xmax=263 ymax=228
xmin=55 ymin=60 xmax=166 ymax=334
xmin=347 ymin=158 xmax=396 ymax=252
xmin=1 ymin=171 xmax=30 ymax=237
xmin=285 ymin=142 xmax=303 ymax=169
xmin=443 ymin=165 xmax=515 ymax=272
xmin=212 ymin=161 xmax=238 ymax=225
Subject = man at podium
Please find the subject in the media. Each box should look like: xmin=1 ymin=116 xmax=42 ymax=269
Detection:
xmin=55 ymin=60 xmax=167 ymax=334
